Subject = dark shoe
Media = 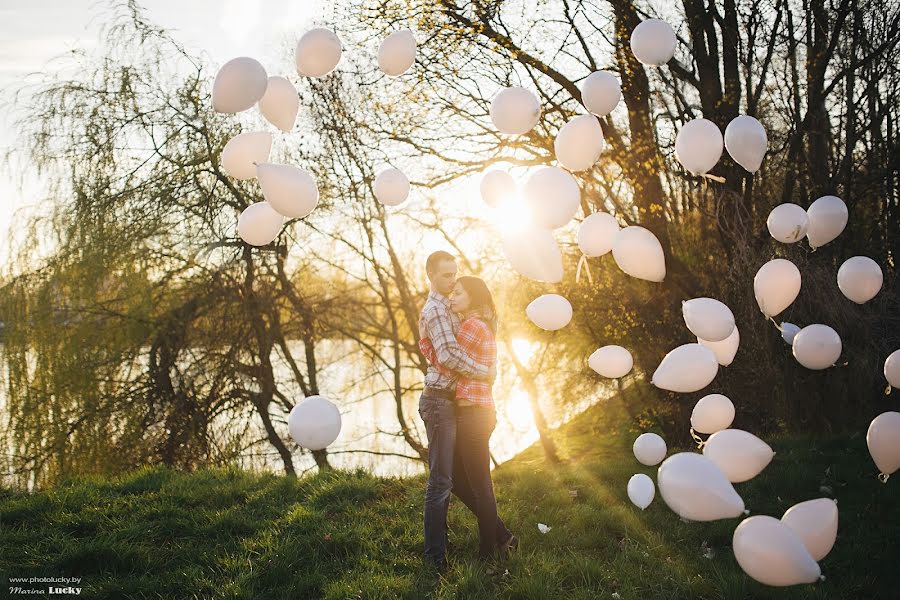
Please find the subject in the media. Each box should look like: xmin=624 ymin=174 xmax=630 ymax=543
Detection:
xmin=424 ymin=557 xmax=449 ymax=574
xmin=500 ymin=534 xmax=519 ymax=558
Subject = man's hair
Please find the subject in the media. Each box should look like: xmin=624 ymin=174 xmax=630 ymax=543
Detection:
xmin=425 ymin=250 xmax=456 ymax=275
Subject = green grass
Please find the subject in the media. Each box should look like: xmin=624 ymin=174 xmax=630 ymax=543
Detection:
xmin=2 ymin=391 xmax=897 ymax=599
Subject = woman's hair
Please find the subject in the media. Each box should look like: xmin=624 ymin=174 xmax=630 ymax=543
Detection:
xmin=455 ymin=276 xmax=498 ymax=332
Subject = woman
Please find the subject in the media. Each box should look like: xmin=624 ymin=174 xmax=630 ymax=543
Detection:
xmin=419 ymin=276 xmax=518 ymax=563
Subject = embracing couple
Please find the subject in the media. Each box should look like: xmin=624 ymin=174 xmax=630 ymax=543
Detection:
xmin=416 ymin=250 xmax=518 ymax=571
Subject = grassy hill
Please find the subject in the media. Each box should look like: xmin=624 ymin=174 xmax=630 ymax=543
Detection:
xmin=1 ymin=389 xmax=897 ymax=599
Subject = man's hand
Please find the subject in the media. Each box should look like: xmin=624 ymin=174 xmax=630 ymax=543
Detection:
xmin=486 ymin=365 xmax=497 ymax=382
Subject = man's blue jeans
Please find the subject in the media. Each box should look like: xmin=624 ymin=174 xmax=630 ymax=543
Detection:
xmin=419 ymin=392 xmax=457 ymax=565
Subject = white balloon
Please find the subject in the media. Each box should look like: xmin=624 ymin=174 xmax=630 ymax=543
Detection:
xmin=288 ymin=395 xmax=342 ymax=450
xmin=630 ymin=19 xmax=676 ymax=66
xmin=258 ymin=76 xmax=299 ymax=132
xmin=238 ymin=202 xmax=284 ymax=246
xmin=691 ymin=394 xmax=735 ymax=434
xmin=257 ymin=163 xmax=319 ymax=219
xmin=295 ymin=28 xmax=342 ymax=78
xmin=627 ymin=474 xmax=655 ymax=510
xmin=633 ymin=433 xmax=667 ymax=466
xmin=526 ymin=294 xmax=573 ymax=331
xmin=781 ymin=499 xmax=838 ymax=561
xmin=378 ymin=29 xmax=416 ymax=76
xmin=675 ymin=118 xmax=723 ymax=175
xmin=657 ymin=453 xmax=745 ymax=521
xmin=724 ymin=115 xmax=768 ymax=173
xmin=753 ymin=258 xmax=801 ymax=317
xmin=588 ymin=345 xmax=633 ymax=379
xmin=212 ymin=57 xmax=268 ymax=114
xmin=767 ymin=203 xmax=809 ymax=244
xmin=523 ymin=166 xmax=580 ymax=229
xmin=837 ymin=256 xmax=883 ymax=304
xmin=703 ymin=429 xmax=774 ymax=483
xmin=781 ymin=322 xmax=801 ymax=345
xmin=886 ymin=350 xmax=900 ymax=389
xmin=221 ymin=132 xmax=272 ymax=180
xmin=682 ymin=297 xmax=735 ymax=342
xmin=374 ymin=168 xmax=410 ymax=206
xmin=554 ymin=114 xmax=604 ymax=172
xmin=577 ymin=212 xmax=620 ymax=257
xmin=792 ymin=324 xmax=841 ymax=370
xmin=612 ymin=226 xmax=666 ymax=282
xmin=806 ymin=195 xmax=848 ymax=248
xmin=480 ymin=170 xmax=516 ymax=208
xmin=501 ymin=226 xmax=563 ymax=283
xmin=652 ymin=344 xmax=719 ymax=393
xmin=490 ymin=87 xmax=541 ymax=135
xmin=867 ymin=411 xmax=900 ymax=478
xmin=733 ymin=516 xmax=822 ymax=587
xmin=582 ymin=71 xmax=621 ymax=117
xmin=698 ymin=326 xmax=740 ymax=366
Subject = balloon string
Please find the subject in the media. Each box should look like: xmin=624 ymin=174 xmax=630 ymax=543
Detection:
xmin=767 ymin=316 xmax=784 ymax=332
xmin=885 ymin=384 xmax=892 ymax=395
xmin=689 ymin=428 xmax=705 ymax=449
xmin=575 ymin=254 xmax=593 ymax=284
xmin=878 ymin=472 xmax=890 ymax=484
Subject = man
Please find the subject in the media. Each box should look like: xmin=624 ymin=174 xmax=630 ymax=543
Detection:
xmin=417 ymin=250 xmax=513 ymax=569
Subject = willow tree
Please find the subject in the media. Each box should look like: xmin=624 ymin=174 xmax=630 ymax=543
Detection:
xmin=0 ymin=3 xmax=337 ymax=487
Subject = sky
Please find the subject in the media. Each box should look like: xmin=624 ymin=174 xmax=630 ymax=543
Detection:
xmin=0 ymin=0 xmax=321 ymax=266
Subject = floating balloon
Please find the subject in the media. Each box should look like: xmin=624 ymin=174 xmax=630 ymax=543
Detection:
xmin=691 ymin=394 xmax=735 ymax=434
xmin=295 ymin=28 xmax=342 ymax=77
xmin=221 ymin=132 xmax=272 ymax=180
xmin=612 ymin=226 xmax=666 ymax=282
xmin=258 ymin=76 xmax=299 ymax=132
xmin=682 ymin=298 xmax=735 ymax=342
xmin=792 ymin=324 xmax=841 ymax=370
xmin=781 ymin=322 xmax=801 ymax=345
xmin=256 ymin=163 xmax=318 ymax=219
xmin=703 ymin=429 xmax=774 ymax=483
xmin=378 ymin=29 xmax=416 ymax=76
xmin=767 ymin=203 xmax=809 ymax=244
xmin=698 ymin=326 xmax=739 ymax=367
xmin=212 ymin=57 xmax=268 ymax=114
xmin=754 ymin=258 xmax=801 ymax=317
xmin=630 ymin=19 xmax=676 ymax=66
xmin=837 ymin=256 xmax=883 ymax=304
xmin=806 ymin=195 xmax=848 ymax=248
xmin=526 ymin=294 xmax=573 ymax=331
xmin=523 ymin=166 xmax=580 ymax=229
xmin=577 ymin=212 xmax=620 ymax=257
xmin=554 ymin=114 xmax=604 ymax=172
xmin=373 ymin=168 xmax=410 ymax=206
xmin=627 ymin=474 xmax=655 ymax=510
xmin=781 ymin=499 xmax=838 ymax=561
xmin=886 ymin=350 xmax=900 ymax=390
xmin=288 ymin=395 xmax=342 ymax=450
xmin=675 ymin=118 xmax=723 ymax=175
xmin=867 ymin=411 xmax=900 ymax=481
xmin=652 ymin=344 xmax=718 ymax=393
xmin=732 ymin=516 xmax=822 ymax=587
xmin=480 ymin=170 xmax=516 ymax=208
xmin=724 ymin=115 xmax=768 ymax=172
xmin=657 ymin=453 xmax=745 ymax=521
xmin=581 ymin=71 xmax=621 ymax=117
xmin=501 ymin=226 xmax=563 ymax=283
xmin=490 ymin=87 xmax=541 ymax=135
xmin=588 ymin=345 xmax=633 ymax=379
xmin=238 ymin=202 xmax=284 ymax=246
xmin=633 ymin=433 xmax=667 ymax=466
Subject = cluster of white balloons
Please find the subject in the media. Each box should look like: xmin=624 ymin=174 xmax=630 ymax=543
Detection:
xmin=216 ymin=27 xmax=421 ymax=246
xmin=675 ymin=115 xmax=767 ymax=177
xmin=766 ymin=195 xmax=849 ymax=249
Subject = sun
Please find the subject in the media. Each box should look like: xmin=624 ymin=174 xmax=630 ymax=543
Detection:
xmin=488 ymin=192 xmax=534 ymax=235
xmin=505 ymin=389 xmax=536 ymax=432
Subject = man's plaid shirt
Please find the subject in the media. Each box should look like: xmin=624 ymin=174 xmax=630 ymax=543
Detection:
xmin=418 ymin=291 xmax=489 ymax=391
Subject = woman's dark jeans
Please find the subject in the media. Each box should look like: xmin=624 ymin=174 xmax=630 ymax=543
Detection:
xmin=453 ymin=404 xmax=512 ymax=559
